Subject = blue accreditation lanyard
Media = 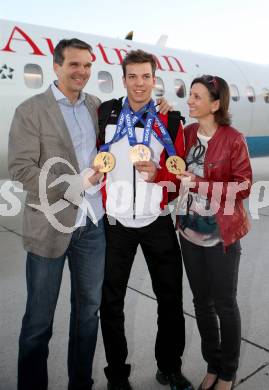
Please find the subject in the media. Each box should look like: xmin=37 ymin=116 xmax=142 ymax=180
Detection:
xmin=99 ymin=98 xmax=149 ymax=152
xmin=124 ymin=98 xmax=155 ymax=147
xmin=100 ymin=98 xmax=178 ymax=157
xmin=138 ymin=103 xmax=177 ymax=157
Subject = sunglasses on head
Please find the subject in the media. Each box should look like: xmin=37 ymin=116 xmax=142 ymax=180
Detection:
xmin=201 ymin=75 xmax=218 ymax=90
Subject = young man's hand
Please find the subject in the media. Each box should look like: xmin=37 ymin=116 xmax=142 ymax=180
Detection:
xmin=134 ymin=160 xmax=157 ymax=182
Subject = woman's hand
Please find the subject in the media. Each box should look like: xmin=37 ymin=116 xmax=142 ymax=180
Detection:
xmin=176 ymin=170 xmax=196 ymax=183
xmin=156 ymin=97 xmax=173 ymax=114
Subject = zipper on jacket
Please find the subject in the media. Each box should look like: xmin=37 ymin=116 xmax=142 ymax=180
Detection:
xmin=133 ymin=165 xmax=136 ymax=219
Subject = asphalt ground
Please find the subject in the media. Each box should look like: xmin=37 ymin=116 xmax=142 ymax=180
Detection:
xmin=1 ymin=157 xmax=269 ymax=390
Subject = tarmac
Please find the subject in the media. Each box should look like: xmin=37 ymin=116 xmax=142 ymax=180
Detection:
xmin=1 ymin=157 xmax=269 ymax=390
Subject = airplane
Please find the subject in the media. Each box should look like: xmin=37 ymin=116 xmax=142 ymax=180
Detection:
xmin=1 ymin=18 xmax=269 ymax=180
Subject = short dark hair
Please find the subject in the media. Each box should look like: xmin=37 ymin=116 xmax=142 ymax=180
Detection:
xmin=122 ymin=49 xmax=157 ymax=77
xmin=53 ymin=38 xmax=93 ymax=65
xmin=191 ymin=75 xmax=231 ymax=126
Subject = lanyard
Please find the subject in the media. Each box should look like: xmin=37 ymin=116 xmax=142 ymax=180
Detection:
xmin=100 ymin=98 xmax=178 ymax=157
xmin=100 ymin=98 xmax=148 ymax=152
xmin=123 ymin=98 xmax=154 ymax=147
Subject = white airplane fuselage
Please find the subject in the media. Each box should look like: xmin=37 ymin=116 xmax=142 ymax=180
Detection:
xmin=1 ymin=19 xmax=269 ymax=179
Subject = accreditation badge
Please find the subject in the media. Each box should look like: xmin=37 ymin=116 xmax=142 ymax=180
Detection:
xmin=166 ymin=156 xmax=186 ymax=175
xmin=129 ymin=144 xmax=151 ymax=164
xmin=94 ymin=151 xmax=116 ymax=173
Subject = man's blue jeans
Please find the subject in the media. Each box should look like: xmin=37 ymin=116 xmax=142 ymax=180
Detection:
xmin=18 ymin=217 xmax=106 ymax=390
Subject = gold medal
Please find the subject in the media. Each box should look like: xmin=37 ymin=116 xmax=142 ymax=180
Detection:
xmin=129 ymin=144 xmax=151 ymax=164
xmin=94 ymin=152 xmax=115 ymax=173
xmin=166 ymin=156 xmax=186 ymax=175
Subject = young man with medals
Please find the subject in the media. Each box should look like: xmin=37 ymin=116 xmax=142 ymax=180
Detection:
xmin=97 ymin=50 xmax=193 ymax=390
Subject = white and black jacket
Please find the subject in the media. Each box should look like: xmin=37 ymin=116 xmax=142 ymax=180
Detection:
xmin=98 ymin=98 xmax=185 ymax=227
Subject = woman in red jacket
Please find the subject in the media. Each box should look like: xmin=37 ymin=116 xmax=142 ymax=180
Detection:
xmin=177 ymin=75 xmax=252 ymax=390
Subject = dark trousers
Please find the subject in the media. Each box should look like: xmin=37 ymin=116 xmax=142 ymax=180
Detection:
xmin=18 ymin=218 xmax=106 ymax=390
xmin=179 ymin=234 xmax=241 ymax=381
xmin=100 ymin=215 xmax=185 ymax=384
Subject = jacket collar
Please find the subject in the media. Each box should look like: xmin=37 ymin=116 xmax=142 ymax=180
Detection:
xmin=187 ymin=122 xmax=223 ymax=146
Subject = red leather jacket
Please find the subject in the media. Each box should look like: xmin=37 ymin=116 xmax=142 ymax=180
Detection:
xmin=184 ymin=123 xmax=252 ymax=247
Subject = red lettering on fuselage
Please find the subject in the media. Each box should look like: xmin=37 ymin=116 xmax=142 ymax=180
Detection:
xmin=44 ymin=38 xmax=55 ymax=55
xmin=113 ymin=48 xmax=128 ymax=64
xmin=96 ymin=43 xmax=115 ymax=65
xmin=161 ymin=55 xmax=186 ymax=72
xmin=1 ymin=26 xmax=45 ymax=55
xmin=153 ymin=55 xmax=166 ymax=71
xmin=1 ymin=25 xmax=186 ymax=73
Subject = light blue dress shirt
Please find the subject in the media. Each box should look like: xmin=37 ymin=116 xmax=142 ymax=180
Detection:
xmin=51 ymin=82 xmax=104 ymax=225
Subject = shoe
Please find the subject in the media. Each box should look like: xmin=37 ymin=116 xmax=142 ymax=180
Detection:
xmin=156 ymin=369 xmax=194 ymax=390
xmin=197 ymin=375 xmax=218 ymax=390
xmin=107 ymin=379 xmax=132 ymax=390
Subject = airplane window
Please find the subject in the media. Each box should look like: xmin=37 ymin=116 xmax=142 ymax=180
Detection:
xmin=230 ymin=84 xmax=240 ymax=102
xmin=98 ymin=71 xmax=113 ymax=93
xmin=154 ymin=77 xmax=165 ymax=97
xmin=24 ymin=64 xmax=43 ymax=89
xmin=174 ymin=79 xmax=186 ymax=98
xmin=246 ymin=86 xmax=256 ymax=103
xmin=262 ymin=88 xmax=269 ymax=103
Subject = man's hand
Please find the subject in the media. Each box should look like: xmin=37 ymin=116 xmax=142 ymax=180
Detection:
xmin=82 ymin=166 xmax=103 ymax=189
xmin=156 ymin=97 xmax=173 ymax=114
xmin=134 ymin=160 xmax=157 ymax=182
